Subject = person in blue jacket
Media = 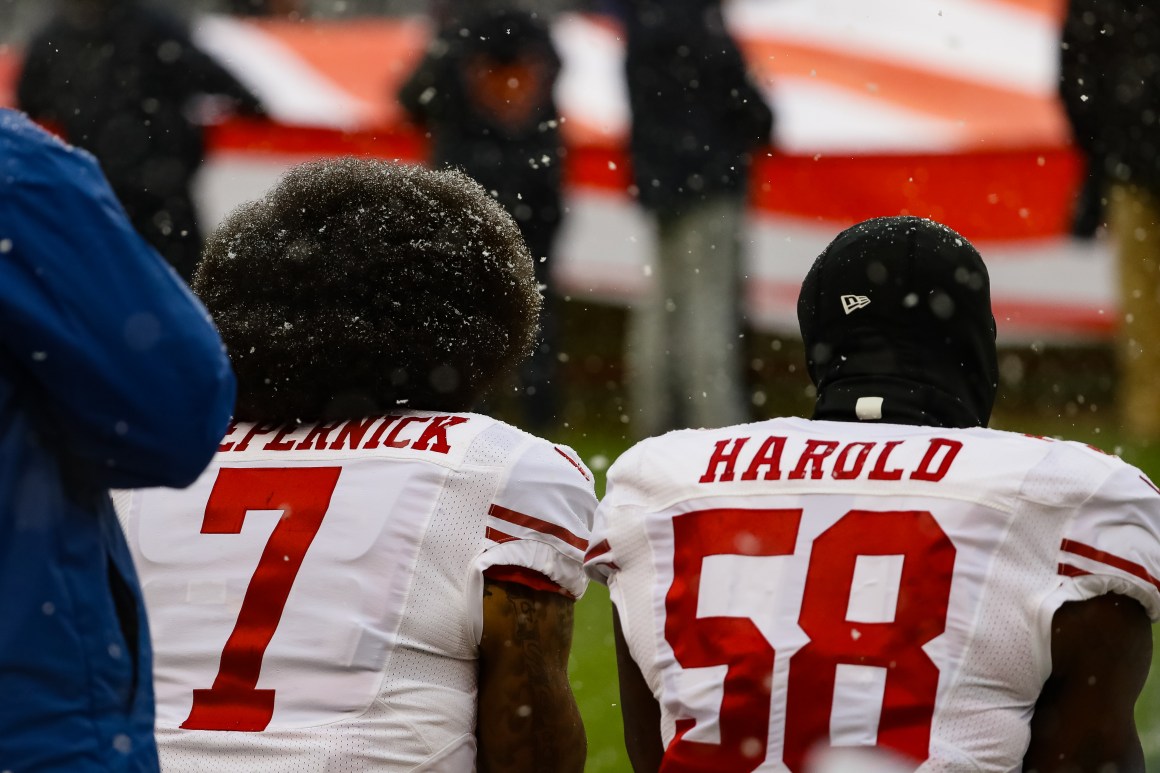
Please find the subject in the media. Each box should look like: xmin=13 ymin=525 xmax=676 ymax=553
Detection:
xmin=0 ymin=109 xmax=236 ymax=772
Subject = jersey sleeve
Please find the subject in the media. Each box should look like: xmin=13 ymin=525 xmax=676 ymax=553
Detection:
xmin=584 ymin=441 xmax=649 ymax=585
xmin=1054 ymin=462 xmax=1160 ymax=620
xmin=582 ymin=507 xmax=618 ymax=586
xmin=472 ymin=440 xmax=596 ymax=606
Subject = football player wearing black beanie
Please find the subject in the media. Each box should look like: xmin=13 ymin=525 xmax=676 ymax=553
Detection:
xmin=590 ymin=214 xmax=1159 ymax=773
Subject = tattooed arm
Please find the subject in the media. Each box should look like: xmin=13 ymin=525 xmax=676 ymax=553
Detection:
xmin=476 ymin=578 xmax=586 ymax=773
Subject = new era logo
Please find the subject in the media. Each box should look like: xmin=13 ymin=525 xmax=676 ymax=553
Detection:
xmin=841 ymin=294 xmax=871 ymax=314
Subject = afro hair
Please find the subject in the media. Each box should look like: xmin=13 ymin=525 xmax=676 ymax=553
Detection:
xmin=193 ymin=157 xmax=541 ymax=423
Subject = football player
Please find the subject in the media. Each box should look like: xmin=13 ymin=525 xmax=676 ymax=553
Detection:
xmin=587 ymin=216 xmax=1159 ymax=772
xmin=116 ymin=159 xmax=594 ymax=772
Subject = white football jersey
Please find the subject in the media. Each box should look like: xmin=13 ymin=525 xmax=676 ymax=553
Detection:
xmin=116 ymin=411 xmax=595 ymax=772
xmin=585 ymin=417 xmax=1160 ymax=772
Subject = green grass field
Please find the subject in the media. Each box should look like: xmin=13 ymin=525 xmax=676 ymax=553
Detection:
xmin=551 ymin=385 xmax=1160 ymax=772
xmin=557 ymin=425 xmax=632 ymax=772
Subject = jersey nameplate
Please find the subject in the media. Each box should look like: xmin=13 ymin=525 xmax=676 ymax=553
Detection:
xmin=218 ymin=415 xmax=472 ymax=458
xmin=699 ymin=435 xmax=962 ymax=484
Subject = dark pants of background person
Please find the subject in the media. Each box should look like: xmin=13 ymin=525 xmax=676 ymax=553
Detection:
xmin=518 ymin=215 xmax=561 ymax=432
xmin=114 ymin=183 xmax=203 ymax=281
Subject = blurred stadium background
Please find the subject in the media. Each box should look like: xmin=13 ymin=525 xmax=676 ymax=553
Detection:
xmin=2 ymin=0 xmax=1158 ymax=769
xmin=0 ymin=0 xmax=583 ymax=38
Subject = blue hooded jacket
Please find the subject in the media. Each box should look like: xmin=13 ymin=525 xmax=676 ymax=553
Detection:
xmin=0 ymin=109 xmax=235 ymax=772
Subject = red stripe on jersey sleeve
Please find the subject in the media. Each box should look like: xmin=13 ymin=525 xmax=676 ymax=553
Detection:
xmin=585 ymin=539 xmax=612 ymax=563
xmin=1058 ymin=563 xmax=1092 ymax=578
xmin=1141 ymin=475 xmax=1160 ymax=497
xmin=485 ymin=526 xmax=518 ymax=544
xmin=484 ymin=565 xmax=574 ymax=598
xmin=554 ymin=447 xmax=592 ymax=481
xmin=1060 ymin=539 xmax=1160 ymax=591
xmin=488 ymin=504 xmax=588 ymax=551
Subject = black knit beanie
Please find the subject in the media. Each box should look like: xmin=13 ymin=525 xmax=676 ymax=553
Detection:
xmin=797 ymin=216 xmax=999 ymax=428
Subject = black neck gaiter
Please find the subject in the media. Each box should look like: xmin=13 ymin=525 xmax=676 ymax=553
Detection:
xmin=812 ymin=375 xmax=985 ymax=429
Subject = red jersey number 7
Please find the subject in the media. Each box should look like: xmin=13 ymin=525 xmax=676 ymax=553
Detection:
xmin=181 ymin=466 xmax=342 ymax=732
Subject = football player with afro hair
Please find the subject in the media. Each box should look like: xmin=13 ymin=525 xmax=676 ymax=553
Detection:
xmin=194 ymin=156 xmax=542 ymax=422
xmin=122 ymin=158 xmax=594 ymax=772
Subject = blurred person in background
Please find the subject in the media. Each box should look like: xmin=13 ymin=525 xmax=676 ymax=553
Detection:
xmin=619 ymin=0 xmax=773 ymax=438
xmin=1060 ymin=0 xmax=1160 ymax=445
xmin=17 ymin=0 xmax=265 ymax=280
xmin=0 ymin=109 xmax=235 ymax=772
xmin=225 ymin=0 xmax=304 ymax=16
xmin=117 ymin=158 xmax=593 ymax=772
xmin=399 ymin=6 xmax=565 ymax=433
